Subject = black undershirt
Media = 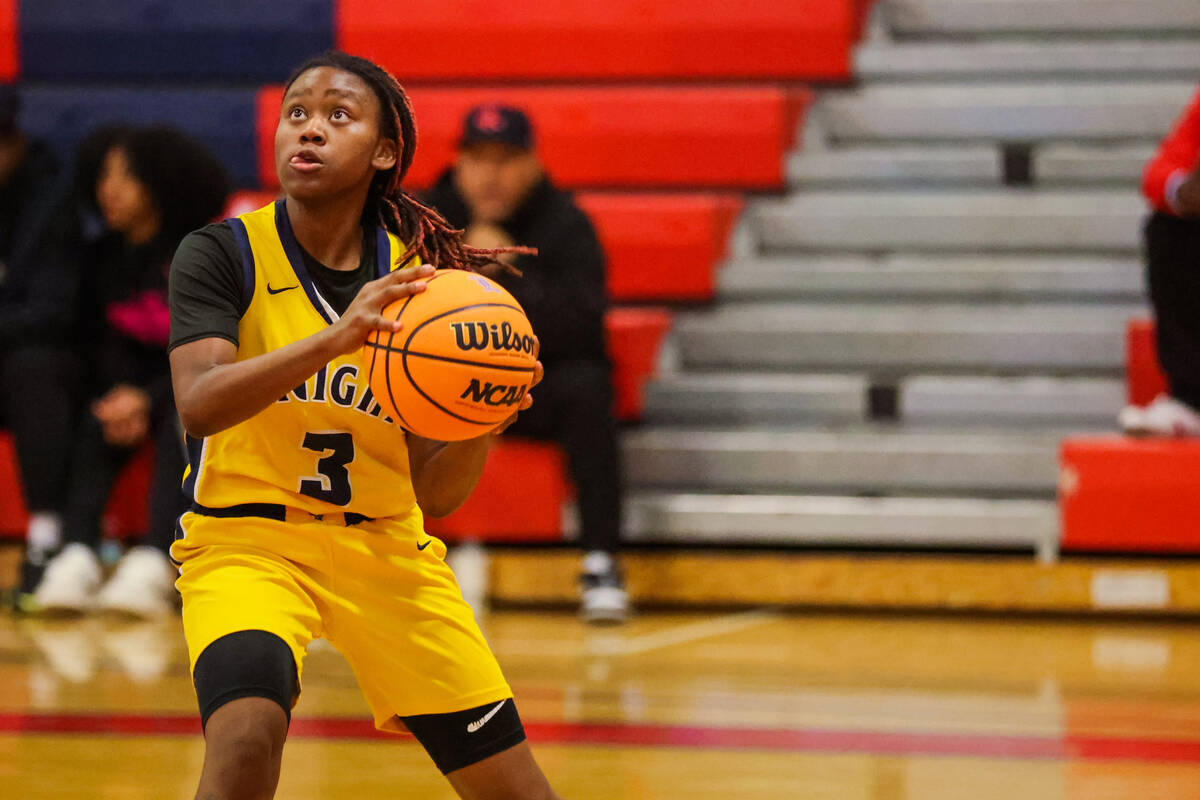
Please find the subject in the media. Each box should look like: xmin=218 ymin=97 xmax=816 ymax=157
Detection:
xmin=168 ymin=220 xmax=377 ymax=352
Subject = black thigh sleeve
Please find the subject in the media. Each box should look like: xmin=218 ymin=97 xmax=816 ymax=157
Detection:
xmin=192 ymin=630 xmax=299 ymax=730
xmin=400 ymin=697 xmax=527 ymax=775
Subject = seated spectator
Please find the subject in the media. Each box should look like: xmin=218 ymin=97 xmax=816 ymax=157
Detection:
xmin=0 ymin=83 xmax=85 ymax=610
xmin=1120 ymin=85 xmax=1200 ymax=436
xmin=29 ymin=126 xmax=231 ymax=617
xmin=424 ymin=105 xmax=629 ymax=623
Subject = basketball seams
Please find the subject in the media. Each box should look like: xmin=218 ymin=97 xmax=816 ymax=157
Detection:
xmin=400 ymin=336 xmax=496 ymax=427
xmin=363 ymin=342 xmax=536 ymax=374
xmin=380 ymin=293 xmax=417 ymax=432
xmin=372 ymin=271 xmax=536 ymax=439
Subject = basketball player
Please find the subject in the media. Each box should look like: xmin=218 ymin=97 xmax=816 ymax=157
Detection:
xmin=167 ymin=51 xmax=560 ymax=799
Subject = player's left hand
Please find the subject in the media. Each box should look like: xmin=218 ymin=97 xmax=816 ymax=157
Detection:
xmin=491 ymin=337 xmax=542 ymax=436
xmin=93 ymin=384 xmax=152 ymax=446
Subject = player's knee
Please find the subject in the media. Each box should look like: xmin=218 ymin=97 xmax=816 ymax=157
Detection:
xmin=206 ymin=698 xmax=287 ymax=759
xmin=203 ymin=702 xmax=286 ymax=799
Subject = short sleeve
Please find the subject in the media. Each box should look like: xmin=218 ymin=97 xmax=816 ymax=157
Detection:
xmin=168 ymin=222 xmax=246 ymax=351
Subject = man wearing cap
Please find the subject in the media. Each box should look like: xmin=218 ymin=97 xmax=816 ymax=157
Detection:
xmin=0 ymin=83 xmax=84 ymax=610
xmin=425 ymin=104 xmax=629 ymax=624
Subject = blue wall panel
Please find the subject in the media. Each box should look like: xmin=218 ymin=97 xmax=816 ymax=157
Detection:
xmin=19 ymin=87 xmax=260 ymax=187
xmin=20 ymin=1 xmax=333 ymax=83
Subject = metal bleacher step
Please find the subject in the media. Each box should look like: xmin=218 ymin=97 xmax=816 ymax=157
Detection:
xmin=672 ymin=302 xmax=1140 ymax=372
xmin=1033 ymin=142 xmax=1157 ymax=185
xmin=898 ymin=375 xmax=1125 ymax=426
xmin=625 ymin=492 xmax=1058 ymax=558
xmin=642 ymin=373 xmax=868 ymax=425
xmin=752 ymin=190 xmax=1145 ymax=252
xmin=718 ymin=254 xmax=1143 ymax=301
xmin=883 ymin=0 xmax=1200 ymax=35
xmin=815 ymin=82 xmax=1194 ymax=143
xmin=856 ymin=39 xmax=1200 ymax=81
xmin=788 ymin=145 xmax=1000 ymax=187
xmin=622 ymin=427 xmax=1072 ymax=494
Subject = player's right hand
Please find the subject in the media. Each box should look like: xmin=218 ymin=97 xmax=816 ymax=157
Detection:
xmin=326 ymin=262 xmax=436 ymax=355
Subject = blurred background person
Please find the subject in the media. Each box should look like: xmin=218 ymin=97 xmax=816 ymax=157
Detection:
xmin=424 ymin=104 xmax=629 ymax=623
xmin=29 ymin=125 xmax=230 ymax=618
xmin=1120 ymin=84 xmax=1200 ymax=436
xmin=0 ymin=82 xmax=85 ymax=611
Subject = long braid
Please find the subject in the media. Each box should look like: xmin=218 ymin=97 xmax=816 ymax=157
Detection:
xmin=285 ymin=51 xmax=533 ymax=274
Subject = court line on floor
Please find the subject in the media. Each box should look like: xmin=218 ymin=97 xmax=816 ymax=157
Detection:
xmin=588 ymin=608 xmax=783 ymax=657
xmin=4 ymin=711 xmax=1200 ymax=762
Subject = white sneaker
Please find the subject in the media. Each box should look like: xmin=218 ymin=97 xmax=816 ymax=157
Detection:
xmin=580 ymin=553 xmax=630 ymax=625
xmin=1119 ymin=394 xmax=1200 ymax=437
xmin=33 ymin=544 xmax=102 ymax=614
xmin=96 ymin=547 xmax=178 ymax=619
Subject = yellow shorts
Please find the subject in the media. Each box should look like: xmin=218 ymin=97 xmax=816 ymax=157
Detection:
xmin=171 ymin=509 xmax=511 ymax=733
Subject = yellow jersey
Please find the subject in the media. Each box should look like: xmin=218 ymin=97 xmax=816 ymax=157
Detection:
xmin=182 ymin=200 xmax=420 ymax=522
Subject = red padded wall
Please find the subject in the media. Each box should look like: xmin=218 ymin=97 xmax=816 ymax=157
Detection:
xmin=0 ymin=0 xmax=16 ymax=81
xmin=258 ymin=85 xmax=808 ymax=191
xmin=338 ymin=0 xmax=858 ymax=82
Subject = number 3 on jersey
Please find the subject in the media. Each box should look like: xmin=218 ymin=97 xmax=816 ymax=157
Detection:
xmin=299 ymin=432 xmax=354 ymax=506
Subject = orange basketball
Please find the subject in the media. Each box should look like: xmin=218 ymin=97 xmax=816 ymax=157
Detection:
xmin=363 ymin=269 xmax=537 ymax=441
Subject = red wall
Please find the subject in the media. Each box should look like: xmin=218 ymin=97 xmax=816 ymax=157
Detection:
xmin=338 ymin=0 xmax=859 ymax=82
xmin=0 ymin=0 xmax=16 ymax=81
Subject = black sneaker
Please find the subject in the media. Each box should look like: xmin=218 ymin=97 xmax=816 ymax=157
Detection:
xmin=580 ymin=565 xmax=629 ymax=625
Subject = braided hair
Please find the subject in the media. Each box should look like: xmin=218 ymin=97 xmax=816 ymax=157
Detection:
xmin=283 ymin=51 xmax=532 ymax=273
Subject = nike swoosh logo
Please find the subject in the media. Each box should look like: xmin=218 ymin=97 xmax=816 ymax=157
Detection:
xmin=467 ymin=700 xmax=507 ymax=733
xmin=267 ymin=284 xmax=299 ymax=295
xmin=417 ymin=539 xmax=432 ymax=551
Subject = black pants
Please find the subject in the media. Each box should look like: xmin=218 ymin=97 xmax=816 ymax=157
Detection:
xmin=0 ymin=342 xmax=80 ymax=513
xmin=61 ymin=394 xmax=189 ymax=556
xmin=506 ymin=360 xmax=623 ymax=554
xmin=1146 ymin=212 xmax=1200 ymax=410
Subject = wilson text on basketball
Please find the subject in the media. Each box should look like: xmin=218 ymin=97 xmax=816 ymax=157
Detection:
xmin=450 ymin=321 xmax=536 ymax=355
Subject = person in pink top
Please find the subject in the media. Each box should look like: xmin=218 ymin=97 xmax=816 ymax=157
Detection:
xmin=27 ymin=126 xmax=230 ymax=617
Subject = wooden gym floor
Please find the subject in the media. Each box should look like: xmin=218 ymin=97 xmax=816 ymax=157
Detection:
xmin=4 ymin=603 xmax=1200 ymax=798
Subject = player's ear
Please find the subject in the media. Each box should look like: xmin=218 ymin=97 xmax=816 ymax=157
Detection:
xmin=372 ymin=137 xmax=397 ymax=172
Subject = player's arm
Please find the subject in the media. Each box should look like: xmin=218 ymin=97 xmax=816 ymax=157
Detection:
xmin=408 ymin=359 xmax=543 ymax=517
xmin=168 ymin=228 xmax=435 ymax=437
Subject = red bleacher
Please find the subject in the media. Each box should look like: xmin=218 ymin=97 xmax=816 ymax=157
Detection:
xmin=224 ymin=190 xmax=736 ymax=303
xmin=257 ymin=85 xmax=810 ymax=192
xmin=579 ymin=193 xmax=741 ymax=302
xmin=1059 ymin=317 xmax=1200 ymax=553
xmin=0 ymin=0 xmax=14 ymax=81
xmin=606 ymin=307 xmax=673 ymax=421
xmin=337 ymin=0 xmax=864 ymax=82
xmin=1126 ymin=317 xmax=1168 ymax=405
xmin=424 ymin=440 xmax=570 ymax=542
xmin=1060 ymin=437 xmax=1200 ymax=552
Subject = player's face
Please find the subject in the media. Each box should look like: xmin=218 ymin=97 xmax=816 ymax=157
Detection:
xmin=276 ymin=67 xmax=397 ymax=202
xmin=454 ymin=142 xmax=542 ymax=225
xmin=95 ymin=146 xmax=155 ymax=237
